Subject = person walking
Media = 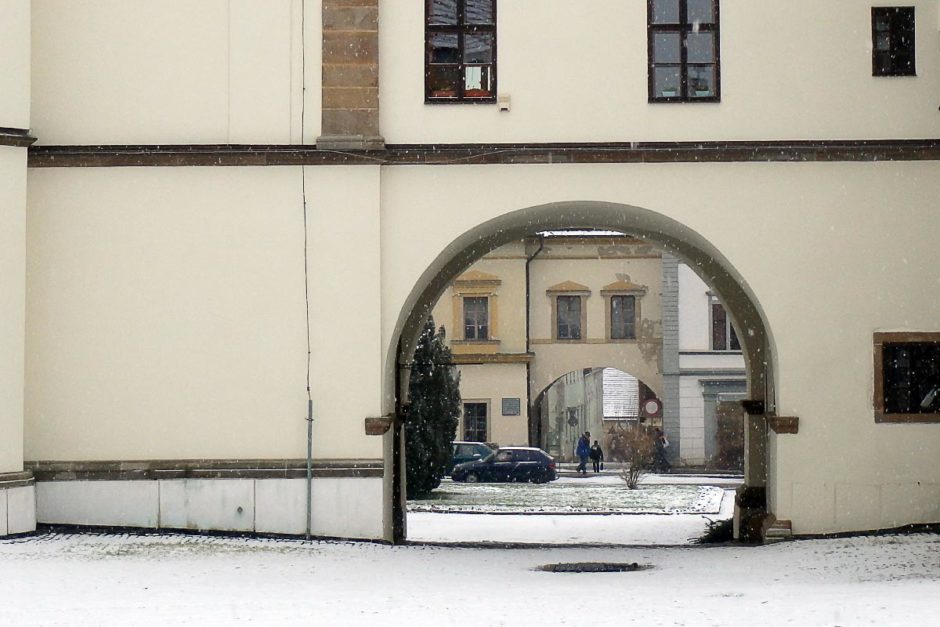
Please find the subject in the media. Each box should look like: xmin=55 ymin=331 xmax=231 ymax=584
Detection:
xmin=589 ymin=440 xmax=604 ymax=473
xmin=652 ymin=427 xmax=671 ymax=473
xmin=575 ymin=432 xmax=591 ymax=475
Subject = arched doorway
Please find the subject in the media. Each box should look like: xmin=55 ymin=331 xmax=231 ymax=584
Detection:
xmin=387 ymin=202 xmax=775 ymax=543
xmin=532 ymin=367 xmax=660 ymax=463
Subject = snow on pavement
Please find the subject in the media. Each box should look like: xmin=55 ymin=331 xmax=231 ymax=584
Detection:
xmin=1 ymin=529 xmax=938 ymax=626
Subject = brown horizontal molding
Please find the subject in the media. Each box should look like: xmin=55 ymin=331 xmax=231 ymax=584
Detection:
xmin=0 ymin=127 xmax=36 ymax=148
xmin=451 ymin=352 xmax=534 ymax=365
xmin=27 ymin=138 xmax=940 ymax=168
xmin=0 ymin=471 xmax=35 ymax=489
xmin=767 ymin=416 xmax=799 ymax=434
xmin=26 ymin=458 xmax=384 ymax=481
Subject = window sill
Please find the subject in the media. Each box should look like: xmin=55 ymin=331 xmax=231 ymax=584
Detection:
xmin=453 ymin=339 xmax=500 ymax=345
xmin=875 ymin=411 xmax=940 ymax=424
xmin=425 ymin=98 xmax=497 ymax=105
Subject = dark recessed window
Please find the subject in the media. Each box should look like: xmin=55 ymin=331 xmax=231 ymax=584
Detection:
xmin=463 ymin=296 xmax=489 ymax=340
xmin=711 ymin=301 xmax=740 ymax=351
xmin=648 ymin=0 xmax=720 ymax=102
xmin=463 ymin=402 xmax=488 ymax=441
xmin=610 ymin=295 xmax=637 ymax=340
xmin=426 ymin=0 xmax=496 ymax=102
xmin=874 ymin=333 xmax=940 ymax=422
xmin=557 ymin=295 xmax=582 ymax=340
xmin=872 ymin=7 xmax=915 ymax=77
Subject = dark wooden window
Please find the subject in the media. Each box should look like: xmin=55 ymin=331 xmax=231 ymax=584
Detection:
xmin=711 ymin=302 xmax=740 ymax=351
xmin=610 ymin=295 xmax=637 ymax=340
xmin=463 ymin=402 xmax=488 ymax=441
xmin=648 ymin=0 xmax=720 ymax=102
xmin=557 ymin=295 xmax=582 ymax=340
xmin=426 ymin=0 xmax=496 ymax=102
xmin=463 ymin=296 xmax=489 ymax=340
xmin=874 ymin=333 xmax=940 ymax=422
xmin=872 ymin=7 xmax=915 ymax=77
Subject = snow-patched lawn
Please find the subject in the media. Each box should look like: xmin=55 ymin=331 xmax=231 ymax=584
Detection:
xmin=408 ymin=478 xmax=725 ymax=514
xmin=1 ymin=531 xmax=938 ymax=626
xmin=406 ymin=474 xmax=736 ymax=545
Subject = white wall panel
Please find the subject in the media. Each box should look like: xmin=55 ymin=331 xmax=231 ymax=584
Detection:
xmin=159 ymin=479 xmax=254 ymax=532
xmin=36 ymin=481 xmax=158 ymax=527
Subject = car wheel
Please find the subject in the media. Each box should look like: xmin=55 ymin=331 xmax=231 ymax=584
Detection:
xmin=465 ymin=473 xmax=480 ymax=484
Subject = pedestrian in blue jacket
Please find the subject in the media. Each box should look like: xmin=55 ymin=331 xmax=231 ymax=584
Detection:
xmin=575 ymin=432 xmax=591 ymax=475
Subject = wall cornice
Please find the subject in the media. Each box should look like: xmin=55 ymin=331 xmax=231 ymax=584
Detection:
xmin=0 ymin=127 xmax=36 ymax=148
xmin=27 ymin=139 xmax=940 ymax=167
xmin=25 ymin=459 xmax=384 ymax=481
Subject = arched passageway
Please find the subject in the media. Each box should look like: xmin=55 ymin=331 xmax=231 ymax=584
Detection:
xmin=387 ymin=202 xmax=776 ymax=543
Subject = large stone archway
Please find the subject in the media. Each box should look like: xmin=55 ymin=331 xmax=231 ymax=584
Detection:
xmin=387 ymin=201 xmax=776 ymax=542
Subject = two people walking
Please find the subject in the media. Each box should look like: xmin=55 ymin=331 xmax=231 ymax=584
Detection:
xmin=575 ymin=432 xmax=604 ymax=474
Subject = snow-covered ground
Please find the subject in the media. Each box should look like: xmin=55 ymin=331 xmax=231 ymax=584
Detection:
xmin=409 ymin=476 xmax=726 ymax=514
xmin=1 ymin=530 xmax=938 ymax=626
xmin=407 ymin=474 xmax=736 ymax=545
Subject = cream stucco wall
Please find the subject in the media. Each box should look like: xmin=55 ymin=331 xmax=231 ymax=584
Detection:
xmin=379 ymin=0 xmax=940 ymax=143
xmin=25 ymin=165 xmax=381 ymax=462
xmin=379 ymin=160 xmax=940 ymax=534
xmin=454 ymin=363 xmax=528 ymax=447
xmin=0 ymin=148 xmax=27 ymax=474
xmin=0 ymin=0 xmax=30 ymax=129
xmin=528 ymin=241 xmax=663 ymax=398
xmin=31 ymin=0 xmax=319 ymax=145
xmin=430 ymin=242 xmax=528 ymax=354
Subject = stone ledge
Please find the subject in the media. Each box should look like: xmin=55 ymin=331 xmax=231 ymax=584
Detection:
xmin=0 ymin=127 xmax=36 ymax=147
xmin=0 ymin=471 xmax=35 ymax=489
xmin=767 ymin=416 xmax=799 ymax=434
xmin=25 ymin=459 xmax=383 ymax=481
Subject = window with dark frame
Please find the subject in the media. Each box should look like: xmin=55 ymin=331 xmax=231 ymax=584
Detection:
xmin=872 ymin=7 xmax=915 ymax=77
xmin=426 ymin=0 xmax=496 ymax=102
xmin=648 ymin=0 xmax=720 ymax=102
xmin=875 ymin=334 xmax=940 ymax=422
xmin=463 ymin=296 xmax=489 ymax=340
xmin=610 ymin=295 xmax=637 ymax=340
xmin=462 ymin=402 xmax=488 ymax=441
xmin=556 ymin=295 xmax=582 ymax=340
xmin=711 ymin=301 xmax=740 ymax=351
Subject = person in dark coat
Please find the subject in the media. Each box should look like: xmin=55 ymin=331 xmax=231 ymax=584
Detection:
xmin=652 ymin=427 xmax=671 ymax=473
xmin=589 ymin=440 xmax=604 ymax=473
xmin=575 ymin=432 xmax=591 ymax=475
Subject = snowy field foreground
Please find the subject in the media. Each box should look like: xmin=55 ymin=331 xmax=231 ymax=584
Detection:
xmin=406 ymin=476 xmax=735 ymax=545
xmin=1 ymin=531 xmax=938 ymax=626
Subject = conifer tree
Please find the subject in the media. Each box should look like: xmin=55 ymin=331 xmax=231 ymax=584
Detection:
xmin=405 ymin=317 xmax=461 ymax=499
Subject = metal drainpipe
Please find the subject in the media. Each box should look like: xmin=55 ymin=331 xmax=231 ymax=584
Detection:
xmin=306 ymin=398 xmax=313 ymax=539
xmin=525 ymin=235 xmax=545 ymax=446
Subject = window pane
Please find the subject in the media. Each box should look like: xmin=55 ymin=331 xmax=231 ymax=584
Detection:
xmin=557 ymin=296 xmax=581 ymax=340
xmin=465 ymin=0 xmax=494 ymax=25
xmin=712 ymin=302 xmax=727 ymax=350
xmin=464 ymin=65 xmax=493 ymax=96
xmin=463 ymin=403 xmax=487 ymax=441
xmin=428 ymin=0 xmax=458 ymax=25
xmin=427 ymin=65 xmax=460 ymax=98
xmin=611 ymin=295 xmax=636 ymax=339
xmin=651 ymin=0 xmax=680 ymax=24
xmin=653 ymin=32 xmax=681 ymax=64
xmin=429 ymin=32 xmax=459 ymax=63
xmin=687 ymin=32 xmax=714 ymax=63
xmin=688 ymin=65 xmax=716 ymax=97
xmin=688 ymin=0 xmax=715 ymax=24
xmin=653 ymin=66 xmax=681 ymax=98
xmin=729 ymin=323 xmax=741 ymax=350
xmin=464 ymin=33 xmax=493 ymax=64
xmin=464 ymin=296 xmax=488 ymax=339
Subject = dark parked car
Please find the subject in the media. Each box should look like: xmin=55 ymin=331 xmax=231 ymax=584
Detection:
xmin=451 ymin=446 xmax=557 ymax=484
xmin=448 ymin=441 xmax=495 ymax=475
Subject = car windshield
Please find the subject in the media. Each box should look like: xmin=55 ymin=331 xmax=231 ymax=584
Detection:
xmin=481 ymin=451 xmax=497 ymax=462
